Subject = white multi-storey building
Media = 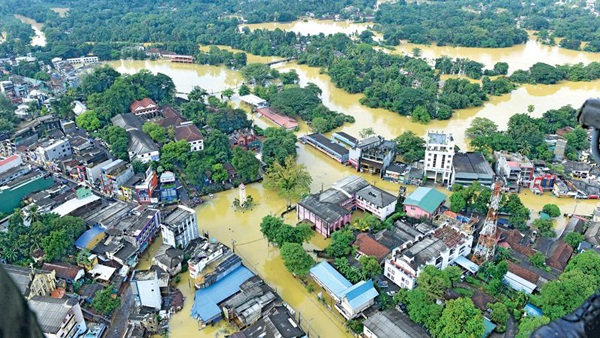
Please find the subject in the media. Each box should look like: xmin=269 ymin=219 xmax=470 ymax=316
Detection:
xmin=384 ymin=224 xmax=473 ymax=289
xmin=424 ymin=131 xmax=455 ymax=185
xmin=161 ymin=205 xmax=199 ymax=249
xmin=35 ymin=139 xmax=72 ymax=164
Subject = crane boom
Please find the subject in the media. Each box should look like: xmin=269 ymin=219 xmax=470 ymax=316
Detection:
xmin=472 ymin=180 xmax=503 ymax=265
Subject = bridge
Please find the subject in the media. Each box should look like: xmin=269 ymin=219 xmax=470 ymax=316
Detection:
xmin=266 ymin=57 xmax=297 ymax=66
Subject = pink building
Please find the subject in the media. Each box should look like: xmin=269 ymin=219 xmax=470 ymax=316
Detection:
xmin=298 ymin=176 xmax=397 ymax=237
xmin=403 ymin=187 xmax=446 ymax=219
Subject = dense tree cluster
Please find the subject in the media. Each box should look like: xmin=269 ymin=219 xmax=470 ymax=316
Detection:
xmin=375 ymin=1 xmax=528 ymax=48
xmin=0 ymin=94 xmax=19 ymax=137
xmin=393 ymin=266 xmax=485 ymax=338
xmin=260 ymin=215 xmax=314 ymax=247
xmin=536 ymin=251 xmax=600 ymax=320
xmin=197 ymin=46 xmax=247 ymax=69
xmin=466 ymin=105 xmax=578 ymax=161
xmin=270 ymin=84 xmax=354 ymax=132
xmin=0 ymin=210 xmax=86 ymax=265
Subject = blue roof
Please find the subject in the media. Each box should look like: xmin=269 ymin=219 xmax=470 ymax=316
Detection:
xmin=340 ymin=279 xmax=378 ymax=310
xmin=483 ymin=317 xmax=496 ymax=338
xmin=524 ymin=304 xmax=543 ymax=317
xmin=191 ymin=266 xmax=254 ymax=322
xmin=310 ymin=262 xmax=352 ymax=300
xmin=75 ymin=225 xmax=106 ymax=249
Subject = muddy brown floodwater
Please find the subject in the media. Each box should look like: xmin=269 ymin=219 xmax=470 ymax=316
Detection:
xmin=14 ymin=15 xmax=46 ymax=47
xmin=111 ymin=20 xmax=600 ymax=338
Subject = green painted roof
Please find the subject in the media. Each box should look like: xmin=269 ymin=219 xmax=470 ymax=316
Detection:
xmin=403 ymin=187 xmax=446 ymax=214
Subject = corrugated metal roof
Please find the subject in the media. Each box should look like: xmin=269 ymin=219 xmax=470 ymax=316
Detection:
xmin=341 ymin=279 xmax=378 ymax=310
xmin=191 ymin=266 xmax=254 ymax=322
xmin=403 ymin=187 xmax=446 ymax=214
xmin=309 ymin=262 xmax=352 ymax=300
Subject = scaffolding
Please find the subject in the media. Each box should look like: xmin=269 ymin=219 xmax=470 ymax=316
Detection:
xmin=472 ymin=181 xmax=503 ymax=265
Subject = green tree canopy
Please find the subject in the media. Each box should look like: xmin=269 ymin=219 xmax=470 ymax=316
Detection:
xmin=326 ymin=227 xmax=355 ymax=258
xmin=542 ymin=204 xmax=561 ymax=217
xmin=280 ymin=243 xmax=315 ymax=277
xmin=394 ymin=131 xmax=425 ymax=163
xmin=263 ymin=156 xmax=312 ymax=206
xmin=434 ymin=298 xmax=485 ymax=338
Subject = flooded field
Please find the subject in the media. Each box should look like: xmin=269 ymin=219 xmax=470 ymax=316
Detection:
xmin=14 ymin=15 xmax=46 ymax=47
xmin=394 ymin=35 xmax=600 ymax=73
xmin=107 ymin=59 xmax=244 ymax=95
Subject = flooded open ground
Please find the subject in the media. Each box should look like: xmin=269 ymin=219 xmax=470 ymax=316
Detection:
xmin=14 ymin=14 xmax=46 ymax=47
xmin=106 ymin=19 xmax=600 ymax=338
xmin=394 ymin=34 xmax=600 ymax=74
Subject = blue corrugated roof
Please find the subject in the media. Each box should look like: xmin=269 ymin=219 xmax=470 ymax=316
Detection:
xmin=191 ymin=266 xmax=254 ymax=322
xmin=75 ymin=225 xmax=106 ymax=249
xmin=340 ymin=279 xmax=378 ymax=310
xmin=310 ymin=262 xmax=352 ymax=300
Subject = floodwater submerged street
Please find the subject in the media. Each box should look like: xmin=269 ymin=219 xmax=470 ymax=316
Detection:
xmin=107 ymin=19 xmax=600 ymax=338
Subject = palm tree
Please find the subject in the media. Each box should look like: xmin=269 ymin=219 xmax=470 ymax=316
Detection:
xmin=2 ymin=247 xmax=18 ymax=263
xmin=263 ymin=156 xmax=312 ymax=207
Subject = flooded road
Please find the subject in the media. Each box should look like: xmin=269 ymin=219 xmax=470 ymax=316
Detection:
xmin=110 ymin=21 xmax=600 ymax=337
xmin=240 ymin=19 xmax=372 ymax=36
xmin=14 ymin=15 xmax=46 ymax=47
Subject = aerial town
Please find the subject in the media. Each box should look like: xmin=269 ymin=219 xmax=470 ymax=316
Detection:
xmin=1 ymin=1 xmax=600 ymax=338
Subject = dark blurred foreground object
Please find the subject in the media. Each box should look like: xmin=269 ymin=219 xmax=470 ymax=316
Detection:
xmin=578 ymin=98 xmax=600 ymax=165
xmin=532 ymin=291 xmax=600 ymax=338
xmin=0 ymin=264 xmax=45 ymax=338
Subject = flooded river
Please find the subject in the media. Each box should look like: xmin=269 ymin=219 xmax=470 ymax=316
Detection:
xmin=394 ymin=37 xmax=600 ymax=74
xmin=14 ymin=15 xmax=46 ymax=47
xmin=110 ymin=20 xmax=600 ymax=338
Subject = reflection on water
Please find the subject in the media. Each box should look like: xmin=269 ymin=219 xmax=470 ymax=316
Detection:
xmin=106 ymin=60 xmax=244 ymax=94
xmin=240 ymin=19 xmax=372 ymax=36
xmin=14 ymin=15 xmax=46 ymax=47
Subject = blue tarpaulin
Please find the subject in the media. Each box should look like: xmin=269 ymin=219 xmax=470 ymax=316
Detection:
xmin=191 ymin=266 xmax=254 ymax=323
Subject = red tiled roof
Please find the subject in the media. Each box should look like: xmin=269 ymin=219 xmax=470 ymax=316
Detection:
xmin=257 ymin=107 xmax=298 ymax=130
xmin=547 ymin=240 xmax=573 ymax=271
xmin=355 ymin=233 xmax=391 ymax=262
xmin=130 ymin=98 xmax=157 ymax=112
xmin=161 ymin=106 xmax=182 ymax=119
xmin=42 ymin=262 xmax=82 ymax=280
xmin=500 ymin=229 xmax=536 ymax=257
xmin=506 ymin=260 xmax=539 ymax=284
xmin=556 ymin=126 xmax=574 ymax=137
xmin=174 ymin=124 xmax=204 ymax=142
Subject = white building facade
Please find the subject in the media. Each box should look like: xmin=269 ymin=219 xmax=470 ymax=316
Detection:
xmin=424 ymin=131 xmax=455 ymax=185
xmin=36 ymin=139 xmax=72 ymax=164
xmin=384 ymin=225 xmax=473 ymax=290
xmin=161 ymin=205 xmax=199 ymax=248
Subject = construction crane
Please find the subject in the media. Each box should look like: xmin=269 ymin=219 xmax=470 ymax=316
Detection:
xmin=472 ymin=180 xmax=504 ymax=265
